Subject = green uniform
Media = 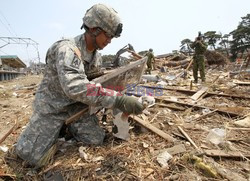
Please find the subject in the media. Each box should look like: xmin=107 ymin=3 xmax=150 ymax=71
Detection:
xmin=145 ymin=51 xmax=155 ymax=74
xmin=190 ymin=40 xmax=207 ymax=82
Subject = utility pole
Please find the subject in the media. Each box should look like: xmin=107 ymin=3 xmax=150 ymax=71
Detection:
xmin=0 ymin=37 xmax=40 ymax=63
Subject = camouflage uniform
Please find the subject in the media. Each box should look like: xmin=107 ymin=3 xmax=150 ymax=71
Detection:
xmin=145 ymin=50 xmax=155 ymax=74
xmin=15 ymin=4 xmax=144 ymax=168
xmin=190 ymin=40 xmax=207 ymax=82
xmin=245 ymin=50 xmax=250 ymax=68
xmin=15 ymin=34 xmax=119 ymax=166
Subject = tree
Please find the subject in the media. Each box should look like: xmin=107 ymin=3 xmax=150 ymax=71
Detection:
xmin=230 ymin=14 xmax=250 ymax=60
xmin=180 ymin=38 xmax=192 ymax=55
xmin=203 ymin=31 xmax=221 ymax=50
xmin=218 ymin=33 xmax=230 ymax=57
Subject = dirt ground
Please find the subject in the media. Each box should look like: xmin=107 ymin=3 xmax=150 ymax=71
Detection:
xmin=0 ymin=64 xmax=250 ymax=181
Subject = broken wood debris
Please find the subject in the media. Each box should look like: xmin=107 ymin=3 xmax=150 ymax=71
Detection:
xmin=157 ymin=98 xmax=243 ymax=117
xmin=141 ymin=85 xmax=250 ymax=100
xmin=130 ymin=115 xmax=175 ymax=142
xmin=191 ymin=86 xmax=208 ymax=101
xmin=0 ymin=120 xmax=17 ymax=144
xmin=192 ymin=109 xmax=218 ymax=122
xmin=205 ymin=156 xmax=248 ymax=181
xmin=177 ymin=126 xmax=199 ymax=150
xmin=233 ymin=80 xmax=250 ymax=85
xmin=127 ymin=90 xmax=244 ymax=117
xmin=204 ymin=149 xmax=250 ymax=159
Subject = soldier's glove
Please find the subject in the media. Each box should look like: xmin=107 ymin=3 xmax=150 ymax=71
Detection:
xmin=114 ymin=95 xmax=144 ymax=115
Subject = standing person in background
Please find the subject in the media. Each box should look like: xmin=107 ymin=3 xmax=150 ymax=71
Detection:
xmin=245 ymin=48 xmax=250 ymax=68
xmin=145 ymin=48 xmax=155 ymax=74
xmin=14 ymin=3 xmax=144 ymax=169
xmin=190 ymin=33 xmax=207 ymax=83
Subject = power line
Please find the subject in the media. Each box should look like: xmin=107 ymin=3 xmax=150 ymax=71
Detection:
xmin=0 ymin=37 xmax=40 ymax=63
xmin=0 ymin=49 xmax=8 ymax=55
xmin=0 ymin=10 xmax=18 ymax=37
xmin=0 ymin=18 xmax=14 ymax=36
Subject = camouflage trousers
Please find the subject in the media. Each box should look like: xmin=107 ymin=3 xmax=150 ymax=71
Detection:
xmin=193 ymin=55 xmax=205 ymax=82
xmin=15 ymin=109 xmax=105 ymax=167
xmin=145 ymin=62 xmax=152 ymax=74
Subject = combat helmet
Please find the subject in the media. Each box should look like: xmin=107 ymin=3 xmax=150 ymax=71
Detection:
xmin=81 ymin=4 xmax=123 ymax=38
xmin=149 ymin=48 xmax=153 ymax=52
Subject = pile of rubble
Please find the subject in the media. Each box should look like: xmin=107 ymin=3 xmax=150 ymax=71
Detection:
xmin=0 ymin=59 xmax=250 ymax=180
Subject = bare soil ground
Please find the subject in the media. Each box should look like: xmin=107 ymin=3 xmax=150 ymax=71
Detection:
xmin=0 ymin=65 xmax=250 ymax=181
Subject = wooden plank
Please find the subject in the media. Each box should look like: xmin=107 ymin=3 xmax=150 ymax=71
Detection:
xmin=234 ymin=81 xmax=250 ymax=85
xmin=165 ymin=144 xmax=186 ymax=155
xmin=130 ymin=115 xmax=175 ymax=142
xmin=126 ymin=92 xmax=244 ymax=118
xmin=227 ymin=127 xmax=250 ymax=131
xmin=204 ymin=149 xmax=250 ymax=159
xmin=191 ymin=86 xmax=208 ymax=100
xmin=64 ymin=58 xmax=147 ymax=125
xmin=206 ymin=157 xmax=248 ymax=181
xmin=156 ymin=98 xmax=243 ymax=117
xmin=93 ymin=57 xmax=147 ymax=86
xmin=0 ymin=120 xmax=17 ymax=144
xmin=141 ymin=85 xmax=250 ymax=100
xmin=177 ymin=126 xmax=199 ymax=149
xmin=155 ymin=103 xmax=185 ymax=111
xmin=193 ymin=109 xmax=218 ymax=121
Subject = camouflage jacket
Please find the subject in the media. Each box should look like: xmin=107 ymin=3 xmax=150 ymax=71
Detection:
xmin=190 ymin=40 xmax=207 ymax=55
xmin=146 ymin=51 xmax=155 ymax=64
xmin=33 ymin=34 xmax=117 ymax=115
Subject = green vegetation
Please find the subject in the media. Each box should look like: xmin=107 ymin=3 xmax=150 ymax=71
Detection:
xmin=180 ymin=14 xmax=250 ymax=61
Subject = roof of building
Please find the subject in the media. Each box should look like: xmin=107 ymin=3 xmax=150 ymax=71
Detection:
xmin=0 ymin=55 xmax=26 ymax=68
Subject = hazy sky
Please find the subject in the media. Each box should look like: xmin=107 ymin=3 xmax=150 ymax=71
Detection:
xmin=0 ymin=0 xmax=249 ymax=65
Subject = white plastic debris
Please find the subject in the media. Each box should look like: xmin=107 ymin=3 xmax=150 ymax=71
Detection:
xmin=234 ymin=116 xmax=250 ymax=127
xmin=12 ymin=92 xmax=18 ymax=97
xmin=202 ymin=108 xmax=211 ymax=114
xmin=157 ymin=81 xmax=168 ymax=87
xmin=165 ymin=74 xmax=176 ymax=81
xmin=206 ymin=128 xmax=226 ymax=145
xmin=113 ymin=112 xmax=130 ymax=141
xmin=79 ymin=146 xmax=88 ymax=160
xmin=0 ymin=145 xmax=9 ymax=152
xmin=156 ymin=150 xmax=173 ymax=168
xmin=142 ymin=75 xmax=161 ymax=82
xmin=92 ymin=156 xmax=104 ymax=162
xmin=138 ymin=96 xmax=155 ymax=107
xmin=142 ymin=142 xmax=149 ymax=148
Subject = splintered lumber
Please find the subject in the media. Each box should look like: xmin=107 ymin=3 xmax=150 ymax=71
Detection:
xmin=127 ymin=91 xmax=243 ymax=117
xmin=65 ymin=57 xmax=147 ymax=125
xmin=234 ymin=81 xmax=250 ymax=86
xmin=205 ymin=157 xmax=248 ymax=181
xmin=156 ymin=98 xmax=243 ymax=117
xmin=193 ymin=109 xmax=218 ymax=122
xmin=0 ymin=120 xmax=17 ymax=144
xmin=130 ymin=115 xmax=175 ymax=142
xmin=204 ymin=149 xmax=250 ymax=159
xmin=162 ymin=59 xmax=190 ymax=67
xmin=191 ymin=86 xmax=208 ymax=100
xmin=141 ymin=85 xmax=250 ymax=100
xmin=204 ymin=50 xmax=229 ymax=66
xmin=156 ymin=103 xmax=185 ymax=111
xmin=127 ymin=49 xmax=143 ymax=60
xmin=177 ymin=126 xmax=199 ymax=149
xmin=165 ymin=144 xmax=186 ymax=155
xmin=227 ymin=127 xmax=250 ymax=131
